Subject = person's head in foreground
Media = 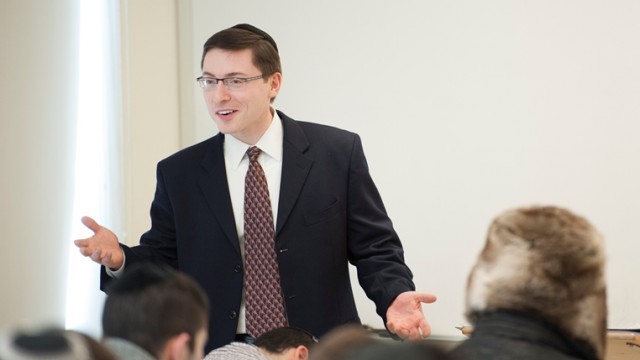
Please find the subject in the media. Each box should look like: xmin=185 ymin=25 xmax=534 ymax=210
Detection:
xmin=102 ymin=263 xmax=209 ymax=360
xmin=0 ymin=327 xmax=116 ymax=360
xmin=255 ymin=326 xmax=317 ymax=360
xmin=204 ymin=326 xmax=317 ymax=360
xmin=307 ymin=324 xmax=380 ymax=360
xmin=457 ymin=205 xmax=607 ymax=360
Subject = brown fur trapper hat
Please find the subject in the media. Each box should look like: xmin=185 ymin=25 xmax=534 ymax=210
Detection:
xmin=465 ymin=205 xmax=607 ymax=358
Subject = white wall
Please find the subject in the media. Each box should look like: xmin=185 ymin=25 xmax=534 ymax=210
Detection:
xmin=182 ymin=0 xmax=640 ymax=337
xmin=0 ymin=0 xmax=79 ymax=327
xmin=120 ymin=0 xmax=182 ymax=246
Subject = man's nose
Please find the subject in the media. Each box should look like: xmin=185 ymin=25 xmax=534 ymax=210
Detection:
xmin=211 ymin=83 xmax=231 ymax=102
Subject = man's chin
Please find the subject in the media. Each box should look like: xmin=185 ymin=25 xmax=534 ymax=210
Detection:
xmin=213 ymin=123 xmax=234 ymax=135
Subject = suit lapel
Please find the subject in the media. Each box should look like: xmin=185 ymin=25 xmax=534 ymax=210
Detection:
xmin=198 ymin=134 xmax=241 ymax=254
xmin=276 ymin=113 xmax=313 ymax=235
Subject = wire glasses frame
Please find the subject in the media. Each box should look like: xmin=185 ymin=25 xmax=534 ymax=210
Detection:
xmin=196 ymin=75 xmax=264 ymax=90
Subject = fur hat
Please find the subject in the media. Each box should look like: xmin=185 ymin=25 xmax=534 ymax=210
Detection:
xmin=465 ymin=205 xmax=607 ymax=358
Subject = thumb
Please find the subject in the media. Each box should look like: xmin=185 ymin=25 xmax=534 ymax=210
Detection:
xmin=415 ymin=292 xmax=437 ymax=304
xmin=81 ymin=216 xmax=101 ymax=233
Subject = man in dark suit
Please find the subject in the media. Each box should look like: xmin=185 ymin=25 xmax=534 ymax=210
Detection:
xmin=75 ymin=24 xmax=436 ymax=352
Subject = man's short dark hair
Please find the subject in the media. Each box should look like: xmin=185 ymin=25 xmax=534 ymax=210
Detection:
xmin=102 ymin=263 xmax=209 ymax=357
xmin=200 ymin=23 xmax=281 ymax=77
xmin=255 ymin=326 xmax=317 ymax=353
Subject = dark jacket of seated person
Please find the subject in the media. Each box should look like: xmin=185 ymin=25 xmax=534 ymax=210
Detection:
xmin=450 ymin=205 xmax=606 ymax=360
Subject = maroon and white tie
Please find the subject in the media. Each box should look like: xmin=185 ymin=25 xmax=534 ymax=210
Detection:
xmin=243 ymin=146 xmax=288 ymax=337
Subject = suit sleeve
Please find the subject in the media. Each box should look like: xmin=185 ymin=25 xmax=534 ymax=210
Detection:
xmin=100 ymin=161 xmax=179 ymax=292
xmin=345 ymin=134 xmax=416 ymax=321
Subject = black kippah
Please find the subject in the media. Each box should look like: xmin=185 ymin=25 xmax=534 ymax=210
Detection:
xmin=13 ymin=331 xmax=70 ymax=354
xmin=230 ymin=23 xmax=278 ymax=53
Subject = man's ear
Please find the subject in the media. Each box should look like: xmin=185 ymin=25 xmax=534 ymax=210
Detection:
xmin=268 ymin=72 xmax=282 ymax=97
xmin=294 ymin=345 xmax=309 ymax=360
xmin=163 ymin=332 xmax=191 ymax=360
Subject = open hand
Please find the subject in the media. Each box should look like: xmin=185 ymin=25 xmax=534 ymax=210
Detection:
xmin=386 ymin=291 xmax=437 ymax=340
xmin=73 ymin=216 xmax=124 ymax=270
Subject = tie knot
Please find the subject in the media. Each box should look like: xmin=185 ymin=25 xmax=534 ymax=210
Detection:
xmin=247 ymin=146 xmax=262 ymax=162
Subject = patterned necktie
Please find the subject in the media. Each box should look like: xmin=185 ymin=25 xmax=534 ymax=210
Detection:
xmin=243 ymin=146 xmax=288 ymax=337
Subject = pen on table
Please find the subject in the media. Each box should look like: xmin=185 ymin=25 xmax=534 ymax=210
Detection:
xmin=455 ymin=325 xmax=473 ymax=335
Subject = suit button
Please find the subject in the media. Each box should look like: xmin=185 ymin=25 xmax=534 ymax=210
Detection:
xmin=229 ymin=310 xmax=237 ymax=319
xmin=234 ymin=264 xmax=242 ymax=273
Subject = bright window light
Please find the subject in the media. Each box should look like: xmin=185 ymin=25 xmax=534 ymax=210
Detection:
xmin=65 ymin=0 xmax=122 ymax=337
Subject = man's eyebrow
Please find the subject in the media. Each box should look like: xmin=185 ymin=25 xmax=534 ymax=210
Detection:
xmin=201 ymin=71 xmax=246 ymax=78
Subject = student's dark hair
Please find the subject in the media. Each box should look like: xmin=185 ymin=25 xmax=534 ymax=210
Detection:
xmin=255 ymin=326 xmax=317 ymax=353
xmin=200 ymin=23 xmax=281 ymax=77
xmin=102 ymin=263 xmax=209 ymax=358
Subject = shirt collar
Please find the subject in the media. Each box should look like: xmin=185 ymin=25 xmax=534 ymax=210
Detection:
xmin=225 ymin=108 xmax=284 ymax=168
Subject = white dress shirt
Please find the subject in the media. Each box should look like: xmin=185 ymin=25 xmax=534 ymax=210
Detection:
xmin=223 ymin=110 xmax=283 ymax=333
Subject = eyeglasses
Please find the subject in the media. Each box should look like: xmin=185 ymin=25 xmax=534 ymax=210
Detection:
xmin=196 ymin=75 xmax=264 ymax=90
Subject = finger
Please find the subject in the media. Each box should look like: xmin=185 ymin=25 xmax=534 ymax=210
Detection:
xmin=396 ymin=328 xmax=409 ymax=339
xmin=78 ymin=246 xmax=94 ymax=257
xmin=90 ymin=248 xmax=103 ymax=263
xmin=385 ymin=320 xmax=396 ymax=333
xmin=415 ymin=292 xmax=437 ymax=304
xmin=419 ymin=319 xmax=431 ymax=337
xmin=386 ymin=321 xmax=402 ymax=337
xmin=405 ymin=328 xmax=421 ymax=341
xmin=81 ymin=216 xmax=101 ymax=233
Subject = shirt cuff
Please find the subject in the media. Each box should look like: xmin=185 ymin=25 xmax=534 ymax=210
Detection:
xmin=104 ymin=248 xmax=126 ymax=278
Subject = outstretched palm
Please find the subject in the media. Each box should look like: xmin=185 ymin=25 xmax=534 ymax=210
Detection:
xmin=386 ymin=291 xmax=437 ymax=340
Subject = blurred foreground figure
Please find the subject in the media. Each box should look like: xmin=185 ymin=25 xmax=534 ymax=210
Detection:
xmin=204 ymin=326 xmax=317 ymax=360
xmin=451 ymin=206 xmax=607 ymax=360
xmin=343 ymin=341 xmax=452 ymax=360
xmin=0 ymin=327 xmax=115 ymax=360
xmin=308 ymin=324 xmax=379 ymax=360
xmin=101 ymin=263 xmax=209 ymax=360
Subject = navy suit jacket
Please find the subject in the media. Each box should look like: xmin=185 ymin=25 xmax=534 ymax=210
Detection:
xmin=102 ymin=111 xmax=415 ymax=352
